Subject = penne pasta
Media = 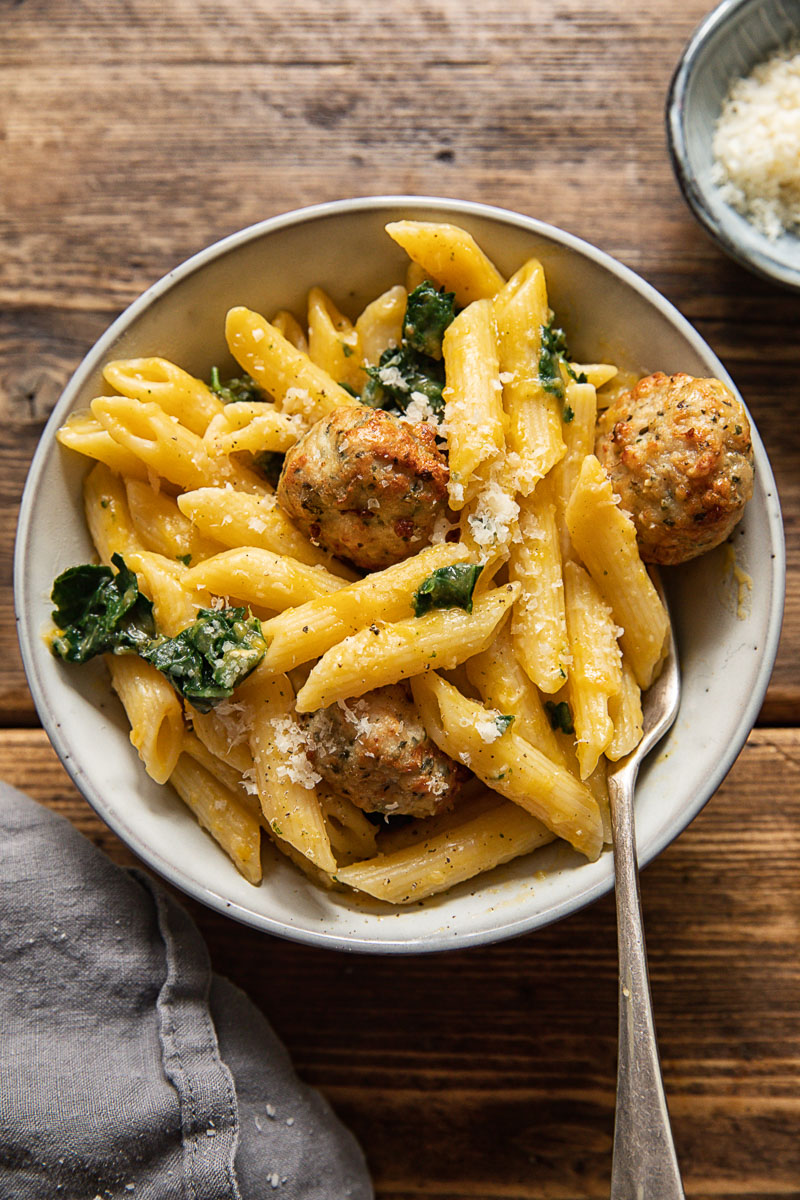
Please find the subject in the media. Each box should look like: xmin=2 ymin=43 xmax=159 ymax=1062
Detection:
xmin=307 ymin=287 xmax=363 ymax=393
xmin=493 ymin=258 xmax=565 ymax=495
xmin=563 ymin=559 xmax=622 ymax=779
xmin=336 ymin=800 xmax=553 ymax=904
xmin=184 ymin=546 xmax=347 ymax=610
xmin=176 ymin=486 xmax=357 ymax=578
xmin=107 ymin=654 xmax=184 ymax=785
xmin=411 ymin=673 xmax=604 ymax=860
xmin=385 ymin=220 xmax=505 ymax=305
xmin=260 ymin=541 xmax=472 ymax=675
xmin=91 ymin=396 xmax=268 ymax=495
xmin=170 ymin=753 xmax=262 ymax=884
xmin=240 ymin=671 xmax=336 ymax=874
xmin=442 ymin=298 xmax=505 ymax=509
xmin=509 ymin=479 xmax=571 ymax=694
xmin=225 ymin=306 xmax=359 ymax=425
xmin=295 ymin=584 xmax=520 ymax=713
xmin=83 ymin=462 xmax=141 ymax=564
xmin=565 ymin=454 xmax=669 ymax=689
xmin=57 ymin=412 xmax=151 ymax=480
xmin=465 ymin=624 xmax=567 ymax=766
xmin=124 ymin=478 xmax=221 ymax=564
xmin=355 ymin=284 xmax=406 ymax=365
xmin=203 ymin=402 xmax=301 ymax=458
xmin=103 ymin=357 xmax=224 ymax=435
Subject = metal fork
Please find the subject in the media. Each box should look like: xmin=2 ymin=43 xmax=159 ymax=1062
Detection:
xmin=607 ymin=575 xmax=685 ymax=1199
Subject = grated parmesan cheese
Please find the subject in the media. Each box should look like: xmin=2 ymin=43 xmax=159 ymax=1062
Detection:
xmin=270 ymin=715 xmax=321 ymax=789
xmin=475 ymin=713 xmax=505 ymax=744
xmin=467 ymin=478 xmax=520 ymax=549
xmin=711 ymin=42 xmax=800 ymax=240
xmin=401 ymin=391 xmax=443 ymax=428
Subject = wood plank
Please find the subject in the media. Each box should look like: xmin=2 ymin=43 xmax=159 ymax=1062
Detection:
xmin=1 ymin=727 xmax=797 ymax=1199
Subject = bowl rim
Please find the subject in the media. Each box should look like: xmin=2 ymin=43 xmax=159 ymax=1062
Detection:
xmin=665 ymin=0 xmax=800 ymax=291
xmin=14 ymin=195 xmax=787 ymax=952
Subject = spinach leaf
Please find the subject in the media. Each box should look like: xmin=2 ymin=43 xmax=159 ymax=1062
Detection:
xmin=209 ymin=366 xmax=266 ymax=404
xmin=537 ymin=321 xmax=588 ymax=407
xmin=544 ymin=699 xmax=574 ymax=735
xmin=538 ymin=321 xmax=569 ymax=399
xmin=362 ymin=345 xmax=446 ymax=415
xmin=402 ymin=281 xmax=456 ymax=359
xmin=141 ymin=607 xmax=267 ymax=713
xmin=360 ymin=282 xmax=455 ymax=414
xmin=50 ymin=553 xmax=155 ymax=663
xmin=412 ymin=563 xmax=483 ymax=617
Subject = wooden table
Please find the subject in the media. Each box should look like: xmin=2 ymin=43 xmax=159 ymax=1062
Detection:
xmin=2 ymin=2 xmax=798 ymax=1197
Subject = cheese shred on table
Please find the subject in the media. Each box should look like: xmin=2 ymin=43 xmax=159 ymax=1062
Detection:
xmin=711 ymin=43 xmax=800 ymax=241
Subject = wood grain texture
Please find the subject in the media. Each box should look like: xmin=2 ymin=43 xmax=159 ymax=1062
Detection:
xmin=2 ymin=2 xmax=799 ymax=1195
xmin=0 ymin=0 xmax=797 ymax=718
xmin=0 ymin=728 xmax=798 ymax=1199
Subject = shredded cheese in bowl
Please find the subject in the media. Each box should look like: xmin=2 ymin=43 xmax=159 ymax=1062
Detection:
xmin=711 ymin=42 xmax=800 ymax=241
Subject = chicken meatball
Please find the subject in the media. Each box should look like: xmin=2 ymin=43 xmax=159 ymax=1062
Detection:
xmin=277 ymin=406 xmax=449 ymax=571
xmin=299 ymin=684 xmax=464 ymax=818
xmin=595 ymin=372 xmax=754 ymax=565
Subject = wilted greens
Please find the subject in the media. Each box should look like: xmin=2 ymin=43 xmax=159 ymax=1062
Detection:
xmin=50 ymin=554 xmax=155 ymax=663
xmin=412 ymin=563 xmax=483 ymax=617
xmin=50 ymin=556 xmax=266 ymax=711
xmin=361 ymin=282 xmax=456 ymax=416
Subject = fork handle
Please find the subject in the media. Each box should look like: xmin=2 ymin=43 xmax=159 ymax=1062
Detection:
xmin=609 ymin=771 xmax=685 ymax=1200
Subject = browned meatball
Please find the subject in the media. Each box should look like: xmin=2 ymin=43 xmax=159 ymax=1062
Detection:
xmin=299 ymin=684 xmax=464 ymax=818
xmin=277 ymin=406 xmax=449 ymax=571
xmin=595 ymin=372 xmax=754 ymax=565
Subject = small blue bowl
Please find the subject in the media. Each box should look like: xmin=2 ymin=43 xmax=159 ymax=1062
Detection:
xmin=667 ymin=0 xmax=800 ymax=290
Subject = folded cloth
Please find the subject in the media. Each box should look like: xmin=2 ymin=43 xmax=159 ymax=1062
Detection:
xmin=0 ymin=784 xmax=373 ymax=1200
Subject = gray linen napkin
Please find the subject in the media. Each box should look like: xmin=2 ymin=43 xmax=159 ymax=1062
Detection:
xmin=0 ymin=783 xmax=373 ymax=1200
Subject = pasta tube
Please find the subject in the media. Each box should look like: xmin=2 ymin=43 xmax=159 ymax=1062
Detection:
xmin=106 ymin=655 xmax=184 ymax=785
xmin=563 ymin=559 xmax=622 ymax=779
xmin=336 ymin=801 xmax=553 ymax=904
xmin=442 ymin=298 xmax=505 ymax=509
xmin=509 ymin=480 xmax=570 ymax=694
xmin=225 ymin=306 xmax=358 ymax=425
xmin=184 ymin=546 xmax=347 ymax=610
xmin=385 ymin=220 xmax=505 ymax=305
xmin=260 ymin=542 xmax=472 ymax=675
xmin=176 ymin=487 xmax=356 ymax=578
xmin=295 ymin=584 xmax=520 ymax=713
xmin=102 ymin=357 xmax=224 ymax=436
xmin=170 ymin=753 xmax=262 ymax=884
xmin=412 ymin=673 xmax=603 ymax=860
xmin=240 ymin=672 xmax=336 ymax=874
xmin=565 ymin=454 xmax=669 ymax=689
xmin=493 ymin=258 xmax=565 ymax=494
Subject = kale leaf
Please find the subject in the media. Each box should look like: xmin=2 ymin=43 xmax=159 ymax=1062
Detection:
xmin=412 ymin=563 xmax=484 ymax=617
xmin=50 ymin=553 xmax=155 ymax=663
xmin=402 ymin=281 xmax=456 ymax=359
xmin=141 ymin=607 xmax=267 ymax=713
xmin=209 ymin=366 xmax=266 ymax=404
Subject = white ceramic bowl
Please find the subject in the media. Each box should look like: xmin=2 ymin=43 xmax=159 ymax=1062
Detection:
xmin=667 ymin=0 xmax=800 ymax=290
xmin=15 ymin=197 xmax=785 ymax=953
